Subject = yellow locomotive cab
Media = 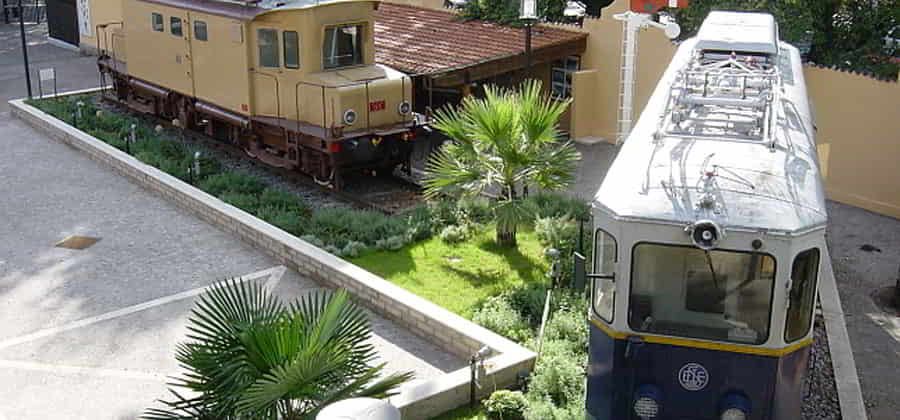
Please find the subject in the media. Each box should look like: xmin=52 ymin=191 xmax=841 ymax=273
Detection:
xmin=99 ymin=0 xmax=416 ymax=189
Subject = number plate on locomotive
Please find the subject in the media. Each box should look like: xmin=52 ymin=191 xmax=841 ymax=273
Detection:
xmin=369 ymin=100 xmax=386 ymax=112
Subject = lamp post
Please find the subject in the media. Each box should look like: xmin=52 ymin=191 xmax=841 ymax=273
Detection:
xmin=520 ymin=0 xmax=537 ymax=79
xmin=17 ymin=0 xmax=33 ymax=98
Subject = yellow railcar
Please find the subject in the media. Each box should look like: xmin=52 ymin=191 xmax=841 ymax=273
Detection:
xmin=98 ymin=0 xmax=417 ymax=188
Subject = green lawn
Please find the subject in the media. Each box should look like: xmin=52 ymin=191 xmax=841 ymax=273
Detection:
xmin=432 ymin=404 xmax=488 ymax=420
xmin=352 ymin=226 xmax=548 ymax=317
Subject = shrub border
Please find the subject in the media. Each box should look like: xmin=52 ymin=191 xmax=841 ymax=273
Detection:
xmin=10 ymin=91 xmax=536 ymax=419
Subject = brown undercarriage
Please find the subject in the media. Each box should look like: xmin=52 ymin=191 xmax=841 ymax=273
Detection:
xmin=99 ymin=58 xmax=416 ymax=191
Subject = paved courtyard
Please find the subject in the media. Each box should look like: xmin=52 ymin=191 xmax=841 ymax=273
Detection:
xmin=0 ymin=23 xmax=97 ymax=114
xmin=0 ymin=106 xmax=462 ymax=419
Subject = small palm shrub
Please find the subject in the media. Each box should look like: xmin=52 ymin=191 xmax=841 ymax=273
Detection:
xmin=143 ymin=280 xmax=412 ymax=419
xmin=484 ymin=390 xmax=528 ymax=420
xmin=473 ymin=296 xmax=533 ymax=343
xmin=425 ymin=80 xmax=580 ymax=247
xmin=440 ymin=225 xmax=470 ymax=244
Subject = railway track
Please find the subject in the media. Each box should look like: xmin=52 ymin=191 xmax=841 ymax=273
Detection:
xmin=97 ymin=93 xmax=424 ymax=215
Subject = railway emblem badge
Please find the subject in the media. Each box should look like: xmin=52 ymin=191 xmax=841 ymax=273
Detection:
xmin=678 ymin=363 xmax=709 ymax=391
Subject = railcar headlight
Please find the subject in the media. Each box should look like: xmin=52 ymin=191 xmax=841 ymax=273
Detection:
xmin=719 ymin=393 xmax=751 ymax=420
xmin=721 ymin=408 xmax=747 ymax=420
xmin=343 ymin=109 xmax=357 ymax=125
xmin=398 ymin=101 xmax=411 ymax=115
xmin=634 ymin=397 xmax=659 ymax=418
xmin=633 ymin=384 xmax=662 ymax=418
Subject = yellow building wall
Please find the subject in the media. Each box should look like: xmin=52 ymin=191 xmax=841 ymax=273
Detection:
xmin=568 ymin=0 xmax=676 ymax=142
xmin=804 ymin=66 xmax=900 ymax=219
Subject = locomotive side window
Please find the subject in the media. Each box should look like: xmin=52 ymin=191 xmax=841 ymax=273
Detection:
xmin=151 ymin=13 xmax=164 ymax=32
xmin=323 ymin=24 xmax=364 ymax=69
xmin=785 ymin=248 xmax=820 ymax=342
xmin=629 ymin=243 xmax=776 ymax=344
xmin=258 ymin=29 xmax=279 ymax=68
xmin=284 ymin=31 xmax=300 ymax=69
xmin=592 ymin=230 xmax=617 ymax=322
xmin=170 ymin=17 xmax=183 ymax=37
xmin=194 ymin=20 xmax=208 ymax=42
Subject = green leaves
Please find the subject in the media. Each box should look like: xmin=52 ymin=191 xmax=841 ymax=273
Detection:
xmin=425 ymin=80 xmax=581 ymax=246
xmin=143 ymin=281 xmax=411 ymax=419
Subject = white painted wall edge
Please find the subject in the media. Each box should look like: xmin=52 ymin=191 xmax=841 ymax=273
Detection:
xmin=819 ymin=247 xmax=868 ymax=420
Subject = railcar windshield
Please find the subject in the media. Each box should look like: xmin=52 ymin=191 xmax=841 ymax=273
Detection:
xmin=629 ymin=243 xmax=776 ymax=344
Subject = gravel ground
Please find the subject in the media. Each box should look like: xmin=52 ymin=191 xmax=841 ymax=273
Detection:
xmin=95 ymin=95 xmax=423 ymax=212
xmin=803 ymin=314 xmax=842 ymax=419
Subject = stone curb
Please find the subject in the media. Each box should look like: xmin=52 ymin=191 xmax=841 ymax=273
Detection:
xmin=819 ymin=248 xmax=868 ymax=420
xmin=9 ymin=93 xmax=536 ymax=419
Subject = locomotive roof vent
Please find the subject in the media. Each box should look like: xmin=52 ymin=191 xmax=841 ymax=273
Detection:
xmin=695 ymin=11 xmax=778 ymax=56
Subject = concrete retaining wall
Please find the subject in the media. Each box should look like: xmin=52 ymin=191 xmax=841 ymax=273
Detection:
xmin=10 ymin=95 xmax=536 ymax=419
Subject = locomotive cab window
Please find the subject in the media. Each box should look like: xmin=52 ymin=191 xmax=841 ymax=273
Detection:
xmin=151 ymin=13 xmax=164 ymax=32
xmin=592 ymin=229 xmax=617 ymax=322
xmin=323 ymin=24 xmax=363 ymax=69
xmin=629 ymin=243 xmax=776 ymax=344
xmin=284 ymin=31 xmax=300 ymax=69
xmin=258 ymin=29 xmax=279 ymax=68
xmin=170 ymin=17 xmax=183 ymax=37
xmin=785 ymin=248 xmax=820 ymax=342
xmin=194 ymin=20 xmax=208 ymax=41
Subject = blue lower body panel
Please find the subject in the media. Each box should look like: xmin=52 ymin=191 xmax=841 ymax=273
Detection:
xmin=585 ymin=326 xmax=810 ymax=420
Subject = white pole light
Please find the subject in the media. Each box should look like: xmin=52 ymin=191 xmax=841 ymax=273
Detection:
xmin=520 ymin=0 xmax=537 ymax=20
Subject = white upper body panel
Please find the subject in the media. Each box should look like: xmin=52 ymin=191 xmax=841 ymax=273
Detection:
xmin=594 ymin=16 xmax=826 ymax=235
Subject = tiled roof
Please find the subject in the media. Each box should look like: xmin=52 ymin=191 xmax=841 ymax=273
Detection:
xmin=374 ymin=3 xmax=587 ymax=76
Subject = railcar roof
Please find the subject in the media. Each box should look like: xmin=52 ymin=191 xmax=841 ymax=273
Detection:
xmin=594 ymin=37 xmax=827 ymax=235
xmin=138 ymin=0 xmax=371 ymax=20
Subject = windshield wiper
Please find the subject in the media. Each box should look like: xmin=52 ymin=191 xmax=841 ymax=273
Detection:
xmin=704 ymin=250 xmax=720 ymax=289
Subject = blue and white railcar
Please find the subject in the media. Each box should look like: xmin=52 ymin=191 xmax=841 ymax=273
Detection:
xmin=584 ymin=11 xmax=830 ymax=420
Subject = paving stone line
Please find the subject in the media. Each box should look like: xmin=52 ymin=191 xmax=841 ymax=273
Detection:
xmin=10 ymin=95 xmax=537 ymax=419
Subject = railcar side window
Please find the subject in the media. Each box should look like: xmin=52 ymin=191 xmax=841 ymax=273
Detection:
xmin=284 ymin=31 xmax=300 ymax=69
xmin=151 ymin=13 xmax=164 ymax=32
xmin=194 ymin=20 xmax=208 ymax=42
xmin=785 ymin=248 xmax=820 ymax=342
xmin=592 ymin=229 xmax=617 ymax=322
xmin=170 ymin=17 xmax=183 ymax=37
xmin=258 ymin=29 xmax=279 ymax=68
xmin=629 ymin=243 xmax=776 ymax=344
xmin=323 ymin=24 xmax=363 ymax=69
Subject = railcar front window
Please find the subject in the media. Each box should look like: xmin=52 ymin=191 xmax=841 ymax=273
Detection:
xmin=593 ymin=229 xmax=617 ymax=322
xmin=629 ymin=243 xmax=776 ymax=344
xmin=323 ymin=24 xmax=363 ymax=69
xmin=785 ymin=248 xmax=819 ymax=342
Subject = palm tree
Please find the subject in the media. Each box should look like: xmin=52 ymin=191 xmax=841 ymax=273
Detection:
xmin=143 ymin=280 xmax=412 ymax=420
xmin=425 ymin=80 xmax=580 ymax=246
